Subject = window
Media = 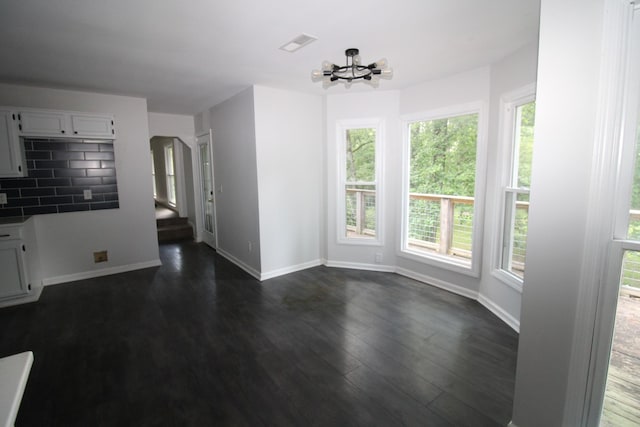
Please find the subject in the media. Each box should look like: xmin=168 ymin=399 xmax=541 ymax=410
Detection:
xmin=151 ymin=150 xmax=157 ymax=198
xmin=338 ymin=120 xmax=382 ymax=244
xmin=165 ymin=144 xmax=176 ymax=206
xmin=496 ymin=87 xmax=536 ymax=286
xmin=401 ymin=104 xmax=485 ymax=272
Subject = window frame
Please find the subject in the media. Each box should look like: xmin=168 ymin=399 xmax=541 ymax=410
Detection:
xmin=164 ymin=144 xmax=176 ymax=207
xmin=336 ymin=118 xmax=384 ymax=246
xmin=151 ymin=149 xmax=157 ymax=199
xmin=399 ymin=101 xmax=488 ymax=277
xmin=492 ymin=84 xmax=536 ymax=292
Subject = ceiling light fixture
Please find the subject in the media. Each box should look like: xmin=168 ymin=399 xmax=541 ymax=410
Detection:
xmin=311 ymin=48 xmax=393 ymax=89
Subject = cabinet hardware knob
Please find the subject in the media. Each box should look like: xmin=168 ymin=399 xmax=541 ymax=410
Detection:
xmin=74 ymin=131 xmax=78 ymax=134
xmin=61 ymin=130 xmax=65 ymax=134
xmin=22 ymin=244 xmax=26 ymax=252
xmin=0 ymin=234 xmax=10 ymax=238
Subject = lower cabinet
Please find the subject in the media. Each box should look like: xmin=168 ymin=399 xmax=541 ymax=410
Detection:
xmin=0 ymin=238 xmax=29 ymax=300
xmin=0 ymin=222 xmax=40 ymax=307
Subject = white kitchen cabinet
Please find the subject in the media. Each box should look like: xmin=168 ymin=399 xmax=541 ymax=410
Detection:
xmin=18 ymin=110 xmax=68 ymax=136
xmin=70 ymin=113 xmax=115 ymax=138
xmin=0 ymin=232 xmax=29 ymax=300
xmin=18 ymin=109 xmax=116 ymax=139
xmin=0 ymin=110 xmax=26 ymax=177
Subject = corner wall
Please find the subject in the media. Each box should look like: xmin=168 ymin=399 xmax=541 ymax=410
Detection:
xmin=511 ymin=0 xmax=606 ymax=424
xmin=253 ymin=86 xmax=323 ymax=278
xmin=205 ymin=87 xmax=261 ymax=275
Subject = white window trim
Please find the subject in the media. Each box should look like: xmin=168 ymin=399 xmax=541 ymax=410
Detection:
xmin=399 ymin=101 xmax=488 ymax=278
xmin=336 ymin=118 xmax=384 ymax=246
xmin=491 ymin=83 xmax=536 ymax=292
xmin=164 ymin=144 xmax=176 ymax=207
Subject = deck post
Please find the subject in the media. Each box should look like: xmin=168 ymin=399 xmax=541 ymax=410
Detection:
xmin=440 ymin=198 xmax=453 ymax=254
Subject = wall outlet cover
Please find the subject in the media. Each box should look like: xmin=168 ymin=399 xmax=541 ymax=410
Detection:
xmin=0 ymin=193 xmax=6 ymax=204
xmin=93 ymin=250 xmax=108 ymax=263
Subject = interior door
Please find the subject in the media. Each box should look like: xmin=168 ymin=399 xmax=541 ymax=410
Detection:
xmin=197 ymin=131 xmax=217 ymax=249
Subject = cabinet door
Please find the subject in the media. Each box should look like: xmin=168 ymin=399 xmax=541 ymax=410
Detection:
xmin=71 ymin=114 xmax=115 ymax=138
xmin=19 ymin=111 xmax=68 ymax=136
xmin=0 ymin=240 xmax=29 ymax=299
xmin=0 ymin=110 xmax=25 ymax=177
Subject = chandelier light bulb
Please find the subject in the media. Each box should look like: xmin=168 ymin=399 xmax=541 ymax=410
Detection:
xmin=380 ymin=68 xmax=393 ymax=79
xmin=311 ymin=69 xmax=324 ymax=82
xmin=374 ymin=58 xmax=388 ymax=69
xmin=322 ymin=60 xmax=334 ymax=71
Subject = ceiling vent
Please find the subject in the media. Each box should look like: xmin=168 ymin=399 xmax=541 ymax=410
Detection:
xmin=279 ymin=34 xmax=318 ymax=53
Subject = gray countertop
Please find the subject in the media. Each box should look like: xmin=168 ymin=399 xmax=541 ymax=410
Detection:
xmin=0 ymin=216 xmax=32 ymax=226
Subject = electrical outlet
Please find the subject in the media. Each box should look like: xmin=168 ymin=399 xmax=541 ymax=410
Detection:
xmin=93 ymin=250 xmax=108 ymax=263
xmin=248 ymin=241 xmax=252 ymax=252
xmin=375 ymin=252 xmax=383 ymax=264
xmin=0 ymin=193 xmax=6 ymax=204
xmin=83 ymin=189 xmax=92 ymax=200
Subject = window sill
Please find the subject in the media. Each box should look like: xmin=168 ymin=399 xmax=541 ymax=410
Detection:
xmin=491 ymin=269 xmax=524 ymax=293
xmin=398 ymin=248 xmax=479 ymax=278
xmin=337 ymin=236 xmax=383 ymax=247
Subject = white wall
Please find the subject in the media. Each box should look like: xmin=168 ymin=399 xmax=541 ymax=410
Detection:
xmin=253 ymin=86 xmax=323 ymax=278
xmin=478 ymin=42 xmax=539 ymax=331
xmin=206 ymin=87 xmax=261 ymax=274
xmin=325 ymin=90 xmax=400 ymax=271
xmin=511 ymin=0 xmax=605 ymax=425
xmin=148 ymin=112 xmax=195 ymax=146
xmin=0 ymin=83 xmax=160 ymax=283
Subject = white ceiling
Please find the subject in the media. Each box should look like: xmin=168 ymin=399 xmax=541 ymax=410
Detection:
xmin=0 ymin=0 xmax=540 ymax=115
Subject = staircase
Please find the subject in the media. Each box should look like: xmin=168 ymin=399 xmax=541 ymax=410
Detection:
xmin=157 ymin=216 xmax=193 ymax=243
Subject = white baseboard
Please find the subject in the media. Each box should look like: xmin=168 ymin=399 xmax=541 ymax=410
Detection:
xmin=260 ymin=259 xmax=323 ymax=281
xmin=324 ymin=260 xmax=396 ymax=273
xmin=477 ymin=294 xmax=520 ymax=333
xmin=395 ymin=267 xmax=479 ymax=300
xmin=215 ymin=248 xmax=261 ymax=280
xmin=42 ymin=259 xmax=162 ymax=286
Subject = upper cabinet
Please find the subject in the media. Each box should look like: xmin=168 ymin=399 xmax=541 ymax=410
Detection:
xmin=70 ymin=114 xmax=115 ymax=138
xmin=0 ymin=109 xmax=27 ymax=177
xmin=17 ymin=110 xmax=116 ymax=139
xmin=18 ymin=111 xmax=67 ymax=136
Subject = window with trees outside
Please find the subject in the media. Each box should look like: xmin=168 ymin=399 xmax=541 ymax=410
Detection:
xmin=402 ymin=106 xmax=482 ymax=270
xmin=165 ymin=144 xmax=176 ymax=206
xmin=499 ymin=98 xmax=535 ymax=283
xmin=338 ymin=120 xmax=381 ymax=243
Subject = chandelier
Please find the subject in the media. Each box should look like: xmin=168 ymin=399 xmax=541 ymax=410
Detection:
xmin=311 ymin=48 xmax=393 ymax=89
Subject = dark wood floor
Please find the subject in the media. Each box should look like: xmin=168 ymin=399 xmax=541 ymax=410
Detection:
xmin=0 ymin=242 xmax=518 ymax=426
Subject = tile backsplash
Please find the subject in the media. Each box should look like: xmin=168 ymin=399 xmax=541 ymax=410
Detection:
xmin=0 ymin=138 xmax=119 ymax=218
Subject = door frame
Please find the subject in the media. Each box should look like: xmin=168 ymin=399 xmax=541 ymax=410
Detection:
xmin=564 ymin=1 xmax=640 ymax=425
xmin=196 ymin=130 xmax=218 ymax=249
